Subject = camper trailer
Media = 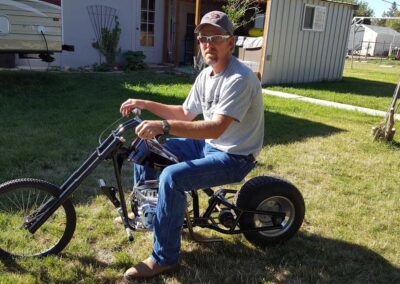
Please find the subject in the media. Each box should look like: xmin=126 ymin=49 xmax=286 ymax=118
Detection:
xmin=0 ymin=0 xmax=71 ymax=63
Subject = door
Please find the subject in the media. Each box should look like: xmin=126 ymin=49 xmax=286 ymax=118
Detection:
xmin=135 ymin=0 xmax=163 ymax=63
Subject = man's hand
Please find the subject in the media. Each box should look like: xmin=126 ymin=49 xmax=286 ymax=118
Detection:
xmin=120 ymin=99 xmax=144 ymax=117
xmin=136 ymin=120 xmax=163 ymax=140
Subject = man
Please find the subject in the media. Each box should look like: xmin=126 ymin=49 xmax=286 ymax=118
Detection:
xmin=120 ymin=11 xmax=264 ymax=280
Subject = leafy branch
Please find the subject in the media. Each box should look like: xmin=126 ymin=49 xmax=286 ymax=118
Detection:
xmin=222 ymin=0 xmax=260 ymax=31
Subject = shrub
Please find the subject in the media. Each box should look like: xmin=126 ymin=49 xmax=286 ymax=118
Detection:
xmin=92 ymin=17 xmax=121 ymax=65
xmin=123 ymin=51 xmax=147 ymax=71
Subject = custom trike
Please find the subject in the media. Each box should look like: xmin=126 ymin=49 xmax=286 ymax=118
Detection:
xmin=0 ymin=110 xmax=305 ymax=257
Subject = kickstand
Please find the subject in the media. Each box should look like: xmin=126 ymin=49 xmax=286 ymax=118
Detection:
xmin=185 ymin=210 xmax=223 ymax=243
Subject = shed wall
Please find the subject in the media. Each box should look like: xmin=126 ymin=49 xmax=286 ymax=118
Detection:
xmin=261 ymin=0 xmax=354 ymax=85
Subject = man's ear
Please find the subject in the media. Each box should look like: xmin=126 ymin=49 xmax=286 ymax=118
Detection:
xmin=229 ymin=36 xmax=235 ymax=52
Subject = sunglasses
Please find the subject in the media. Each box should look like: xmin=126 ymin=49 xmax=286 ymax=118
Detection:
xmin=197 ymin=35 xmax=231 ymax=44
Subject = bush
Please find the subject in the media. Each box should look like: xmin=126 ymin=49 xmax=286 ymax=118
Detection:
xmin=92 ymin=63 xmax=112 ymax=72
xmin=123 ymin=51 xmax=147 ymax=71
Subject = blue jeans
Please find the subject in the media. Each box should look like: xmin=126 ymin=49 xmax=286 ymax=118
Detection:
xmin=134 ymin=138 xmax=255 ymax=265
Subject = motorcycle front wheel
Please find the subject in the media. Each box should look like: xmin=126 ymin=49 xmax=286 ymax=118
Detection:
xmin=0 ymin=179 xmax=76 ymax=257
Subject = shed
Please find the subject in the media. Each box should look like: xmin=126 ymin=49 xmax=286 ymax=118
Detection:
xmin=348 ymin=24 xmax=400 ymax=56
xmin=259 ymin=0 xmax=356 ymax=85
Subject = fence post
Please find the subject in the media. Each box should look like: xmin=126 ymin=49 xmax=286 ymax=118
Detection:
xmin=366 ymin=41 xmax=370 ymax=60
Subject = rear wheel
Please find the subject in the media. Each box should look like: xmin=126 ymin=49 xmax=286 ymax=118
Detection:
xmin=0 ymin=179 xmax=76 ymax=257
xmin=235 ymin=176 xmax=305 ymax=247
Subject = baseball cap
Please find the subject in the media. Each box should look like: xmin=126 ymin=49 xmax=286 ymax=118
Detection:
xmin=194 ymin=11 xmax=234 ymax=35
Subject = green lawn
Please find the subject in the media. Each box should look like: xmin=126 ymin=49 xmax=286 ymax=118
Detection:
xmin=0 ymin=70 xmax=399 ymax=283
xmin=268 ymin=59 xmax=400 ymax=110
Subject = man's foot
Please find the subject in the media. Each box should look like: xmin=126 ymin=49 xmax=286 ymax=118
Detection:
xmin=124 ymin=257 xmax=179 ymax=280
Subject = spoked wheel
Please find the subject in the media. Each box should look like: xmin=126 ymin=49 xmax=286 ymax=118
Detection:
xmin=235 ymin=176 xmax=305 ymax=247
xmin=0 ymin=179 xmax=76 ymax=257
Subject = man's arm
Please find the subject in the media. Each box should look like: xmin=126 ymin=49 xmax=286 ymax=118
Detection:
xmin=120 ymin=99 xmax=197 ymax=121
xmin=135 ymin=114 xmax=234 ymax=140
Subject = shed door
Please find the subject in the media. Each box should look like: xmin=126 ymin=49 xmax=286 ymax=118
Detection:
xmin=135 ymin=0 xmax=162 ymax=63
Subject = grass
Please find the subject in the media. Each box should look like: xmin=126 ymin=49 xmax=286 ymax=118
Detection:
xmin=268 ymin=59 xmax=400 ymax=111
xmin=0 ymin=70 xmax=400 ymax=283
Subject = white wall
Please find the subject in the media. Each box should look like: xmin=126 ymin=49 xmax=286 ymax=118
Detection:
xmin=17 ymin=0 xmax=165 ymax=68
xmin=347 ymin=25 xmax=365 ymax=52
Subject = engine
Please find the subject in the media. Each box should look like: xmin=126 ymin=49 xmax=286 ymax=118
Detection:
xmin=130 ymin=183 xmax=192 ymax=230
xmin=130 ymin=185 xmax=159 ymax=230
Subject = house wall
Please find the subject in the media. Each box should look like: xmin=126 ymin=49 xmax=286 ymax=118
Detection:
xmin=17 ymin=0 xmax=165 ymax=68
xmin=261 ymin=0 xmax=354 ymax=85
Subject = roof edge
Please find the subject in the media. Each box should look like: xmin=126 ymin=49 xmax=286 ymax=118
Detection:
xmin=321 ymin=0 xmax=358 ymax=8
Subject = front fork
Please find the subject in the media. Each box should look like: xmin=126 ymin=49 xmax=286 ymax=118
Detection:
xmin=99 ymin=152 xmax=136 ymax=241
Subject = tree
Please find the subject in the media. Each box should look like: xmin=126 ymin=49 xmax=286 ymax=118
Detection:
xmin=376 ymin=2 xmax=400 ymax=31
xmin=349 ymin=0 xmax=374 ymax=24
xmin=391 ymin=10 xmax=400 ymax=32
xmin=385 ymin=1 xmax=398 ymax=17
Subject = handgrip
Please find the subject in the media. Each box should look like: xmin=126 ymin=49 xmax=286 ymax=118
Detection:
xmin=131 ymin=108 xmax=141 ymax=117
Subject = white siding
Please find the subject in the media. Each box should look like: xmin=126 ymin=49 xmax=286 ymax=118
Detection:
xmin=261 ymin=0 xmax=354 ymax=85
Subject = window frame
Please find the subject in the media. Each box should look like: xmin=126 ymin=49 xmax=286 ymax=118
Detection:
xmin=302 ymin=4 xmax=326 ymax=32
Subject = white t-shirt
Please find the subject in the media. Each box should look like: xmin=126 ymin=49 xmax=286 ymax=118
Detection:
xmin=183 ymin=56 xmax=264 ymax=157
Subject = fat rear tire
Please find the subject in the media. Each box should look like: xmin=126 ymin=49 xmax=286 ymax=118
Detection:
xmin=235 ymin=176 xmax=305 ymax=247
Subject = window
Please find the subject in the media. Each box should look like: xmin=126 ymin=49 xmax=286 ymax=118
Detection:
xmin=302 ymin=5 xmax=326 ymax=32
xmin=0 ymin=16 xmax=10 ymax=35
xmin=140 ymin=0 xmax=155 ymax=46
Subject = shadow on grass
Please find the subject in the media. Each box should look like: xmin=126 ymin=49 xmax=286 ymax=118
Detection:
xmin=265 ymin=111 xmax=344 ymax=146
xmin=176 ymin=232 xmax=400 ymax=283
xmin=0 ymin=255 xmax=28 ymax=274
xmin=271 ymin=77 xmax=397 ymax=98
xmin=2 ymin=232 xmax=398 ymax=283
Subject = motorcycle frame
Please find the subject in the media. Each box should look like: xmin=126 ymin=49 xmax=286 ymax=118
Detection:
xmin=25 ymin=115 xmax=286 ymax=239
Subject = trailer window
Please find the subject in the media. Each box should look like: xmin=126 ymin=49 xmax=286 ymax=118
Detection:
xmin=302 ymin=5 xmax=326 ymax=32
xmin=0 ymin=16 xmax=10 ymax=35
